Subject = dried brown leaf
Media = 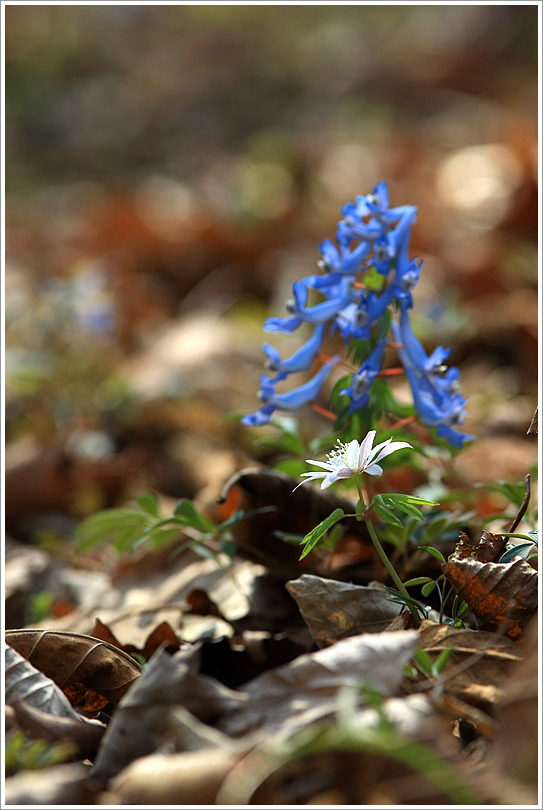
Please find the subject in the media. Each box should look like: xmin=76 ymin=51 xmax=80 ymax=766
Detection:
xmin=90 ymin=646 xmax=247 ymax=782
xmin=5 ymin=763 xmax=95 ymax=806
xmin=286 ymin=574 xmax=402 ymax=647
xmin=11 ymin=700 xmax=105 ymax=759
xmin=5 ymin=629 xmax=141 ymax=706
xmin=104 ymin=747 xmax=245 ymax=805
xmin=219 ymin=630 xmax=419 ymax=738
xmin=442 ymin=540 xmax=538 ymax=639
xmin=416 ymin=620 xmax=521 ymax=708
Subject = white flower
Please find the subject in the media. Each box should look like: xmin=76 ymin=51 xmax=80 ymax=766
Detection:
xmin=294 ymin=431 xmax=412 ymax=491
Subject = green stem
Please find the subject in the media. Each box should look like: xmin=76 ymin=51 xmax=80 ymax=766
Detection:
xmin=355 ymin=477 xmax=366 ymax=517
xmin=363 ymin=514 xmax=421 ymax=628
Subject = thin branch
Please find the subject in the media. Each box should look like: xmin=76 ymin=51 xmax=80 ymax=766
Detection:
xmin=508 ymin=474 xmax=531 ymax=533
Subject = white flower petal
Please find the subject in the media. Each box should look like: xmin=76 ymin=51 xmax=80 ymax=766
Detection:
xmin=320 ymin=476 xmax=337 ymax=489
xmin=292 ymin=472 xmax=327 ymax=491
xmin=363 ymin=463 xmax=384 ymax=476
xmin=373 ymin=441 xmax=412 ymax=465
xmin=366 ymin=437 xmax=392 ymax=464
xmin=358 ymin=430 xmax=376 ymax=467
xmin=305 ymin=459 xmax=336 ymax=471
xmin=334 ymin=468 xmax=356 ymax=480
xmin=346 ymin=439 xmax=361 ymax=470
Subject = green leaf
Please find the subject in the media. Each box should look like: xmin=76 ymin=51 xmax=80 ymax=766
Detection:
xmin=74 ymin=509 xmax=149 ymax=552
xmin=321 ymin=522 xmax=346 ymax=551
xmin=217 ymin=505 xmax=276 ymax=532
xmin=136 ymin=492 xmax=159 ymax=517
xmin=220 ymin=539 xmax=237 ymax=559
xmin=421 ymin=580 xmax=437 ymax=597
xmin=391 ymin=501 xmax=425 ymax=521
xmin=173 ymin=499 xmax=215 ymax=532
xmin=368 ymin=377 xmax=396 ymax=420
xmin=299 ymin=508 xmax=345 ymax=560
xmin=414 ymin=648 xmax=434 ymax=675
xmin=473 ymin=481 xmax=526 ymax=509
xmin=347 ymin=339 xmax=371 ymax=367
xmin=329 ymin=375 xmax=352 ymax=414
xmin=498 ymin=543 xmax=537 ymax=563
xmin=455 ymin=600 xmax=470 ymax=619
xmin=386 ymin=587 xmax=428 ymax=614
xmin=144 ymin=526 xmax=183 ymax=550
xmin=361 ymin=265 xmax=386 ymax=292
xmin=403 ymin=577 xmax=434 ymax=588
xmin=273 ymin=529 xmax=305 ymax=545
xmin=374 ymin=307 xmax=392 ymax=341
xmin=418 ymin=545 xmax=446 ymax=563
xmin=372 ymin=504 xmax=404 ymax=527
xmin=387 ymin=494 xmax=440 ymax=507
xmin=433 ymin=648 xmax=454 ymax=676
xmin=351 ymin=499 xmax=363 ymax=521
xmin=111 ymin=524 xmax=148 ymax=553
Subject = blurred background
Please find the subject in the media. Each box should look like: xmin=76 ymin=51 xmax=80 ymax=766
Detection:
xmin=5 ymin=4 xmax=539 ymax=539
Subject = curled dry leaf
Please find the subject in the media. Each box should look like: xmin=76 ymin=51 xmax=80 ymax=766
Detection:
xmin=442 ymin=535 xmax=538 ymax=639
xmin=286 ymin=574 xmax=402 ymax=647
xmin=104 ymin=747 xmax=246 ymax=806
xmin=90 ymin=646 xmax=248 ymax=782
xmin=5 ymin=645 xmax=106 ymax=758
xmin=10 ymin=701 xmax=105 ymax=760
xmin=218 ymin=630 xmax=419 ymax=738
xmin=5 ymin=644 xmax=86 ymax=720
xmin=218 ymin=467 xmax=370 ymax=577
xmin=5 ymin=629 xmax=141 ymax=707
xmin=451 ymin=531 xmax=508 ymax=563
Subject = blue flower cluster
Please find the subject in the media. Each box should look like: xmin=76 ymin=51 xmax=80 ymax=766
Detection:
xmin=242 ymin=181 xmax=474 ymax=449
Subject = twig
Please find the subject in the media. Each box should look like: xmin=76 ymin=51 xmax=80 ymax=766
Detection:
xmin=507 ymin=474 xmax=531 ymax=533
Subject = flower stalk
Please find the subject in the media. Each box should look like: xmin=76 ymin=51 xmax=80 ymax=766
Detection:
xmin=363 ymin=510 xmax=421 ymax=628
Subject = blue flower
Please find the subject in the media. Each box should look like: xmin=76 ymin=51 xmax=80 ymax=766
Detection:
xmin=403 ymin=365 xmax=475 ymax=449
xmin=390 ymin=257 xmax=422 ymax=309
xmin=349 ymin=182 xmax=416 ymax=226
xmin=386 ymin=207 xmax=416 ymax=268
xmin=318 ymin=239 xmax=371 ymax=276
xmin=336 ymin=216 xmax=384 ymax=245
xmin=392 ymin=310 xmax=474 ymax=448
xmin=394 ymin=302 xmax=451 ymax=377
xmin=262 ymin=323 xmax=326 ymax=382
xmin=243 ymin=182 xmax=474 ymax=450
xmin=340 ymin=337 xmax=387 ymax=413
xmin=333 ymin=299 xmax=371 ymax=344
xmin=241 ymin=404 xmax=276 ymax=427
xmin=372 ymin=234 xmax=394 ymax=275
xmin=286 ymin=277 xmax=356 ymax=325
xmin=264 ymin=315 xmax=303 ymax=334
xmin=241 ymin=357 xmax=339 ymax=426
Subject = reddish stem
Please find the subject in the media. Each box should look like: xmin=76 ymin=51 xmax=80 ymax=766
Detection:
xmin=376 ymin=367 xmax=405 ymax=377
xmin=311 ymin=403 xmax=337 ymax=421
xmin=391 ymin=414 xmax=417 ymax=430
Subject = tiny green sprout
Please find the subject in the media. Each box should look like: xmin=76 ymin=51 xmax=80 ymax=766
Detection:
xmin=413 ymin=647 xmax=453 ymax=678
